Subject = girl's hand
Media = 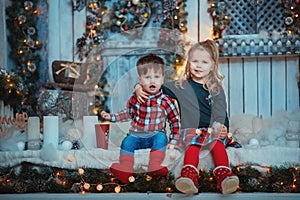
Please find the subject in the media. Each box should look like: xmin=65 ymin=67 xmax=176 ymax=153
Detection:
xmin=218 ymin=124 xmax=228 ymax=139
xmin=100 ymin=111 xmax=111 ymax=121
xmin=135 ymin=84 xmax=149 ymax=104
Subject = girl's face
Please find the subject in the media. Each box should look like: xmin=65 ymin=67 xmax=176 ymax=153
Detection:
xmin=138 ymin=67 xmax=164 ymax=95
xmin=188 ymin=48 xmax=214 ymax=84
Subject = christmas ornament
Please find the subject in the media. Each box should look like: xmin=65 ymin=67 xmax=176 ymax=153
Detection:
xmin=27 ymin=27 xmax=36 ymax=35
xmin=132 ymin=0 xmax=140 ymax=5
xmin=249 ymin=138 xmax=259 ymax=146
xmin=27 ymin=62 xmax=37 ymax=72
xmin=18 ymin=15 xmax=26 ymax=24
xmin=60 ymin=140 xmax=73 ymax=150
xmin=24 ymin=1 xmax=33 ymax=11
xmin=17 ymin=141 xmax=25 ymax=150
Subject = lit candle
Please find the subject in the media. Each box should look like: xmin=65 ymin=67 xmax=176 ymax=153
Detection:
xmin=43 ymin=116 xmax=59 ymax=149
xmin=27 ymin=117 xmax=40 ymax=140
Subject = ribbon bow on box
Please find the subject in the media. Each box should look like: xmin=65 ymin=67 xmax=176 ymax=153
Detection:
xmin=56 ymin=63 xmax=80 ymax=78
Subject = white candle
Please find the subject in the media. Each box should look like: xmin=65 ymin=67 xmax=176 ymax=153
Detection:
xmin=43 ymin=116 xmax=59 ymax=149
xmin=82 ymin=116 xmax=98 ymax=149
xmin=27 ymin=117 xmax=40 ymax=140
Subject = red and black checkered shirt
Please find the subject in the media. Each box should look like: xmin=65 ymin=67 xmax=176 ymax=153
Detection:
xmin=110 ymin=91 xmax=180 ymax=141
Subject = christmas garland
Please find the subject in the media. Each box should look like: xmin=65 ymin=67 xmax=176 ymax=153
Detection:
xmin=0 ymin=162 xmax=299 ymax=194
xmin=208 ymin=0 xmax=300 ymax=39
xmin=207 ymin=0 xmax=230 ymax=39
xmin=5 ymin=0 xmax=43 ymax=114
xmin=75 ymin=0 xmax=188 ymax=61
xmin=281 ymin=0 xmax=300 ymax=35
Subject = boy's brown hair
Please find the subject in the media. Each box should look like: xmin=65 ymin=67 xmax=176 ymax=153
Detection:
xmin=136 ymin=54 xmax=165 ymax=76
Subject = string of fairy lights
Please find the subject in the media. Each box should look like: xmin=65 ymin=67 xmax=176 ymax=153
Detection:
xmin=0 ymin=161 xmax=299 ymax=193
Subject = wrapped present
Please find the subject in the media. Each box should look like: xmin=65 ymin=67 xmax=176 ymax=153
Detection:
xmin=37 ymin=89 xmax=92 ymax=120
xmin=52 ymin=60 xmax=87 ymax=84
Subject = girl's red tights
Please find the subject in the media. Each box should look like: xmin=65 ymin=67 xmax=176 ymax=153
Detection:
xmin=183 ymin=141 xmax=229 ymax=167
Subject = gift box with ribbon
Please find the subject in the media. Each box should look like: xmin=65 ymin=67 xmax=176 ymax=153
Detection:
xmin=52 ymin=60 xmax=87 ymax=84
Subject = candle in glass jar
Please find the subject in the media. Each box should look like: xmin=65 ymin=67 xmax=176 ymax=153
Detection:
xmin=27 ymin=116 xmax=40 ymax=140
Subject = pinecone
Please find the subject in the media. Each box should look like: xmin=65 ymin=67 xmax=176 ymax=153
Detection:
xmin=72 ymin=140 xmax=81 ymax=149
xmin=14 ymin=181 xmax=28 ymax=193
xmin=71 ymin=182 xmax=83 ymax=193
xmin=36 ymin=179 xmax=48 ymax=192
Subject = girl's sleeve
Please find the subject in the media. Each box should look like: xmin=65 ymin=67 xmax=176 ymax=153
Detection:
xmin=210 ymin=88 xmax=229 ymax=129
xmin=162 ymin=82 xmax=178 ymax=100
xmin=165 ymin=97 xmax=181 ymax=141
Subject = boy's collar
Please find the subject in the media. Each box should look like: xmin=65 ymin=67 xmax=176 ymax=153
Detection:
xmin=148 ymin=90 xmax=163 ymax=98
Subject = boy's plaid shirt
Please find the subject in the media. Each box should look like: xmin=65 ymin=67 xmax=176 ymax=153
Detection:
xmin=110 ymin=91 xmax=180 ymax=141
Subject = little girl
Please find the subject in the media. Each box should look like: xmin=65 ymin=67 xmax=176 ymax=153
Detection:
xmin=135 ymin=39 xmax=240 ymax=194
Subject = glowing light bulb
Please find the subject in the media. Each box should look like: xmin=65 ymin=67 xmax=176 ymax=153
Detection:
xmin=128 ymin=176 xmax=135 ymax=183
xmin=114 ymin=185 xmax=121 ymax=193
xmin=96 ymin=184 xmax=103 ymax=191
xmin=83 ymin=183 xmax=90 ymax=190
xmin=78 ymin=168 xmax=84 ymax=175
xmin=146 ymin=175 xmax=152 ymax=181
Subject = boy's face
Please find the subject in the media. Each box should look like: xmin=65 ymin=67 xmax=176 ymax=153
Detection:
xmin=138 ymin=67 xmax=164 ymax=95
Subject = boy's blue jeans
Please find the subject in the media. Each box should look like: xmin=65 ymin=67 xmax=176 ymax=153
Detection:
xmin=120 ymin=131 xmax=168 ymax=156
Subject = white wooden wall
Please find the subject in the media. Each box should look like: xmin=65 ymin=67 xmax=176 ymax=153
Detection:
xmin=0 ymin=0 xmax=9 ymax=69
xmin=1 ymin=0 xmax=298 ymax=118
xmin=48 ymin=0 xmax=86 ymax=82
xmin=219 ymin=56 xmax=299 ymax=118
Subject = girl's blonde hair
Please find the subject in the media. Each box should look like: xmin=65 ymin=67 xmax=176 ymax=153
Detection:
xmin=176 ymin=39 xmax=224 ymax=95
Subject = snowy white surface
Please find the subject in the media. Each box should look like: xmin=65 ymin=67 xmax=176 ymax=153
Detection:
xmin=0 ymin=145 xmax=299 ymax=179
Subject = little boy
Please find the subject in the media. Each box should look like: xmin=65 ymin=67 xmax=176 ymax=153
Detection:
xmin=101 ymin=54 xmax=180 ymax=184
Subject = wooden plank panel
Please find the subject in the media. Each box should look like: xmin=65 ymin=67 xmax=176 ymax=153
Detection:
xmin=186 ymin=0 xmax=199 ymax=42
xmin=199 ymin=1 xmax=212 ymax=41
xmin=0 ymin=0 xmax=7 ymax=69
xmin=59 ymin=0 xmax=73 ymax=61
xmin=73 ymin=6 xmax=86 ymax=62
xmin=257 ymin=57 xmax=271 ymax=118
xmin=243 ymin=58 xmax=258 ymax=115
xmin=271 ymin=57 xmax=286 ymax=115
xmin=48 ymin=0 xmax=60 ymax=82
xmin=286 ymin=57 xmax=299 ymax=112
xmin=219 ymin=58 xmax=230 ymax=112
xmin=104 ymin=56 xmax=118 ymax=94
xmin=228 ymin=58 xmax=244 ymax=117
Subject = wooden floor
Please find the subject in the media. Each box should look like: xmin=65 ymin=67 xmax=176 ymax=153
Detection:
xmin=1 ymin=193 xmax=300 ymax=200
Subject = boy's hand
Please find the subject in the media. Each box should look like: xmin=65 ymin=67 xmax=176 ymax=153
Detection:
xmin=167 ymin=143 xmax=172 ymax=149
xmin=100 ymin=111 xmax=111 ymax=121
xmin=135 ymin=84 xmax=149 ymax=104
